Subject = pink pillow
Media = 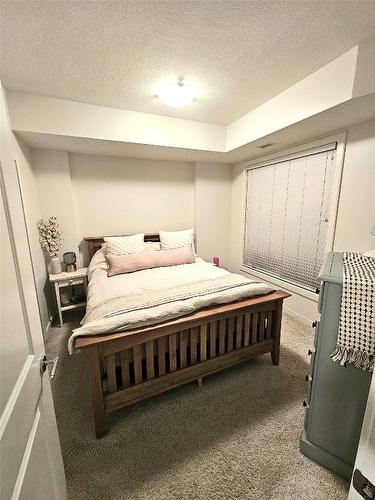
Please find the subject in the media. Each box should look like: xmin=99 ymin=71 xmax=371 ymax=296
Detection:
xmin=106 ymin=245 xmax=195 ymax=277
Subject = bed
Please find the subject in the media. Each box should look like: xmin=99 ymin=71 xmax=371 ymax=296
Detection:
xmin=74 ymin=235 xmax=290 ymax=437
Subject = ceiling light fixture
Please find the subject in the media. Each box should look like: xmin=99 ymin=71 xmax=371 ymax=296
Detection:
xmin=157 ymin=81 xmax=197 ymax=108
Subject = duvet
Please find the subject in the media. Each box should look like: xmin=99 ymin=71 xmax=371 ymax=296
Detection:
xmin=69 ymin=248 xmax=274 ymax=352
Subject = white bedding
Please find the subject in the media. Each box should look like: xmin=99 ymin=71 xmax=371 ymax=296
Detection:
xmin=68 ymin=249 xmax=274 ymax=353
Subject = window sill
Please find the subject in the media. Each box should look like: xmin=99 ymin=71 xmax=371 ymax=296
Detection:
xmin=240 ymin=266 xmax=319 ymax=302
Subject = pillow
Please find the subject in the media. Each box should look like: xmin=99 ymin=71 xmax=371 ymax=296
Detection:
xmin=102 ymin=241 xmax=160 ymax=252
xmin=104 ymin=234 xmax=145 ymax=255
xmin=107 ymin=245 xmax=195 ymax=277
xmin=159 ymin=229 xmax=195 ymax=252
xmin=144 ymin=241 xmax=161 ymax=251
xmin=88 ymin=247 xmax=108 ymax=281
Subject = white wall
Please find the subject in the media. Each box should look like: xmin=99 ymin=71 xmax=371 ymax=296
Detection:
xmin=70 ymin=153 xmax=194 ymax=236
xmin=1 ymin=85 xmax=51 ymax=333
xmin=30 ymin=152 xmax=232 ymax=269
xmin=7 ymin=91 xmax=226 ymax=152
xmin=230 ymin=120 xmax=375 ymax=323
xmin=334 ymin=121 xmax=375 ymax=252
xmin=15 ymin=143 xmax=54 ymax=332
xmin=69 ymin=154 xmax=194 ymax=264
xmin=352 ymin=38 xmax=375 ymax=98
xmin=31 ymin=149 xmax=80 ymax=262
xmin=194 ymin=162 xmax=232 ymax=268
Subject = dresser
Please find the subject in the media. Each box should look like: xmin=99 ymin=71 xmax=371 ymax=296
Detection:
xmin=300 ymin=252 xmax=372 ymax=480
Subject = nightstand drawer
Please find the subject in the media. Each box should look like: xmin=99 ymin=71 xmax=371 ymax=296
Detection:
xmin=58 ymin=278 xmax=84 ymax=288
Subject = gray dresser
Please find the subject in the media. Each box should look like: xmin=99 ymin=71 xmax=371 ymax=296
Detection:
xmin=300 ymin=252 xmax=372 ymax=480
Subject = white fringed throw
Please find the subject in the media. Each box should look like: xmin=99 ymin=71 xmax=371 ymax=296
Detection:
xmin=331 ymin=252 xmax=375 ymax=371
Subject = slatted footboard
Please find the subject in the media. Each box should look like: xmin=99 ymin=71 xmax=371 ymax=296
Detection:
xmin=77 ymin=290 xmax=289 ymax=437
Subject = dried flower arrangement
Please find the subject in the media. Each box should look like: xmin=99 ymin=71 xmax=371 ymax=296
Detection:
xmin=37 ymin=216 xmax=62 ymax=257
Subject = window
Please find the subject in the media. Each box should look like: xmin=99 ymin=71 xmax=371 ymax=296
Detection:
xmin=243 ymin=142 xmax=337 ymax=291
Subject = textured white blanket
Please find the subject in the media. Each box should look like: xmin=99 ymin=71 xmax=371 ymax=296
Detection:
xmin=68 ymin=249 xmax=274 ymax=353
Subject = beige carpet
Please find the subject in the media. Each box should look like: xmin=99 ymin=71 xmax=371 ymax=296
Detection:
xmin=46 ymin=312 xmax=348 ymax=500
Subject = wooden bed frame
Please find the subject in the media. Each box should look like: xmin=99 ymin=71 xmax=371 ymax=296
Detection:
xmin=77 ymin=235 xmax=290 ymax=438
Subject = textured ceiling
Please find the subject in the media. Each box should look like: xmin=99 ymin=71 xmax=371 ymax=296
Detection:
xmin=1 ymin=1 xmax=375 ymax=125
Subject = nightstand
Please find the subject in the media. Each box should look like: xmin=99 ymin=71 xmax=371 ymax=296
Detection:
xmin=49 ymin=268 xmax=88 ymax=326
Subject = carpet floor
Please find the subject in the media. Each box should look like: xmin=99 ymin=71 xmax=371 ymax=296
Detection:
xmin=46 ymin=312 xmax=349 ymax=500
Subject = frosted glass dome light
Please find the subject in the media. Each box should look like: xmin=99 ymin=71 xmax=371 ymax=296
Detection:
xmin=158 ymin=82 xmax=197 ymax=108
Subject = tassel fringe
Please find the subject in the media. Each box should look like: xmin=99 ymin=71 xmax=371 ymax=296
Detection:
xmin=331 ymin=344 xmax=374 ymax=372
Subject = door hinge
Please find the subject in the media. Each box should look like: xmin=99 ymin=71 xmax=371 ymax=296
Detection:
xmin=353 ymin=469 xmax=375 ymax=500
xmin=40 ymin=355 xmax=59 ymax=380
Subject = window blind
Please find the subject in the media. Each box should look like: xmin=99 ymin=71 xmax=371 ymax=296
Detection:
xmin=243 ymin=143 xmax=337 ymax=291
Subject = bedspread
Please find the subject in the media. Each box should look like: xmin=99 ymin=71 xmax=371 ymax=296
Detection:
xmin=68 ymin=249 xmax=274 ymax=353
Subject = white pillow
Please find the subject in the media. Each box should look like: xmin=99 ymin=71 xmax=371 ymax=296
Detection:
xmin=159 ymin=229 xmax=195 ymax=252
xmin=144 ymin=241 xmax=161 ymax=251
xmin=104 ymin=234 xmax=145 ymax=255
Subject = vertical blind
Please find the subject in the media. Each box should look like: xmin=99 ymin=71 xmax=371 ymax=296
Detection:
xmin=243 ymin=143 xmax=337 ymax=291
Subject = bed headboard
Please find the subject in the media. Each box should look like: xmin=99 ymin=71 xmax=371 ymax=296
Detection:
xmin=84 ymin=234 xmax=160 ymax=261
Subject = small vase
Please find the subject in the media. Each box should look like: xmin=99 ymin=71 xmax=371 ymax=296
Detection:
xmin=50 ymin=255 xmax=62 ymax=275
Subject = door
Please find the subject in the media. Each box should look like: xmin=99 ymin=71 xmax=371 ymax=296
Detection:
xmin=0 ymin=140 xmax=66 ymax=496
xmin=348 ymin=370 xmax=375 ymax=500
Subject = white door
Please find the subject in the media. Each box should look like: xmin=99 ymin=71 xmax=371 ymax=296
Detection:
xmin=348 ymin=370 xmax=375 ymax=500
xmin=0 ymin=156 xmax=66 ymax=495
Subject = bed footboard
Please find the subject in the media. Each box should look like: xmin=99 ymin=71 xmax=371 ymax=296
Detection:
xmin=78 ymin=291 xmax=289 ymax=438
